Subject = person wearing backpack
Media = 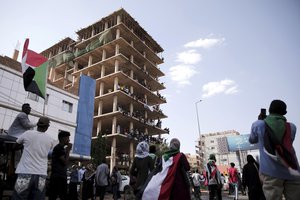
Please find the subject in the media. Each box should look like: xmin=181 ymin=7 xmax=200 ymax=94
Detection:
xmin=249 ymin=99 xmax=300 ymax=200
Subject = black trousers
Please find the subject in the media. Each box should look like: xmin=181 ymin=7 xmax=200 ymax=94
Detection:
xmin=208 ymin=184 xmax=222 ymax=200
xmin=48 ymin=176 xmax=68 ymax=200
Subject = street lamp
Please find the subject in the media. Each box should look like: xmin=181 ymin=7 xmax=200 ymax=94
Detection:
xmin=195 ymin=99 xmax=202 ymax=168
xmin=195 ymin=99 xmax=202 ymax=138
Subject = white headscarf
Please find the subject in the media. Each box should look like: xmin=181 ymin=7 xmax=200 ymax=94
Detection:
xmin=135 ymin=141 xmax=149 ymax=158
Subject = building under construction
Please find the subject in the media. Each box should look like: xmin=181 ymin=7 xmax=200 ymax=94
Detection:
xmin=41 ymin=8 xmax=168 ymax=171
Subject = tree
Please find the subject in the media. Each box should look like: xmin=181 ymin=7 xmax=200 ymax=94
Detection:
xmin=91 ymin=134 xmax=107 ymax=166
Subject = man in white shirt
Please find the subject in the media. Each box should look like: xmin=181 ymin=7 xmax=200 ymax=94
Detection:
xmin=192 ymin=169 xmax=202 ymax=200
xmin=12 ymin=116 xmax=55 ymax=200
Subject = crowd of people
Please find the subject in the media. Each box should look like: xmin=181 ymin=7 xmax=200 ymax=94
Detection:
xmin=2 ymin=99 xmax=300 ymax=200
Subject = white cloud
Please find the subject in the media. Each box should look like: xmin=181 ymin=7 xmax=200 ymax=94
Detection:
xmin=169 ymin=64 xmax=197 ymax=86
xmin=176 ymin=50 xmax=202 ymax=64
xmin=202 ymin=79 xmax=238 ymax=98
xmin=184 ymin=37 xmax=225 ymax=49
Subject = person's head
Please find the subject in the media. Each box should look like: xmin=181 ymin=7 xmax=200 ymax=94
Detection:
xmin=149 ymin=145 xmax=156 ymax=154
xmin=22 ymin=103 xmax=31 ymax=114
xmin=209 ymin=154 xmax=216 ymax=162
xmin=135 ymin=141 xmax=149 ymax=158
xmin=269 ymin=99 xmax=287 ymax=115
xmin=58 ymin=130 xmax=70 ymax=145
xmin=113 ymin=166 xmax=118 ymax=172
xmin=230 ymin=162 xmax=235 ymax=167
xmin=247 ymin=155 xmax=256 ymax=163
xmin=101 ymin=158 xmax=107 ymax=164
xmin=169 ymin=138 xmax=180 ymax=151
xmin=37 ymin=116 xmax=50 ymax=132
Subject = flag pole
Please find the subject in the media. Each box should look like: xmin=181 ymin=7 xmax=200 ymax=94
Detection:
xmin=42 ymin=61 xmax=49 ymax=116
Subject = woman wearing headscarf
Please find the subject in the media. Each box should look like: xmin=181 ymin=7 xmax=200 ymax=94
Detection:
xmin=130 ymin=141 xmax=154 ymax=195
xmin=242 ymin=155 xmax=266 ymax=200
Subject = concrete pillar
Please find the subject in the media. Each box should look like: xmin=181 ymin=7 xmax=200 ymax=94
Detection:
xmin=100 ymin=82 xmax=104 ymax=95
xmin=112 ymin=116 xmax=117 ymax=134
xmin=130 ymin=86 xmax=133 ymax=95
xmin=116 ymin=29 xmax=120 ymax=39
xmin=102 ymin=50 xmax=107 ymax=61
xmin=117 ymin=15 xmax=121 ymax=24
xmin=98 ymin=101 xmax=103 ymax=115
xmin=88 ymin=55 xmax=93 ymax=67
xmin=105 ymin=22 xmax=108 ymax=30
xmin=113 ymin=96 xmax=118 ymax=112
xmin=110 ymin=137 xmax=116 ymax=171
xmin=130 ymin=40 xmax=134 ymax=47
xmin=49 ymin=67 xmax=53 ymax=81
xmin=74 ymin=62 xmax=78 ymax=72
xmin=130 ymin=103 xmax=133 ymax=115
xmin=114 ymin=77 xmax=119 ymax=92
xmin=96 ymin=120 xmax=102 ymax=136
xmin=114 ymin=60 xmax=119 ymax=72
xmin=101 ymin=65 xmax=105 ymax=77
xmin=115 ymin=44 xmax=119 ymax=55
xmin=130 ymin=70 xmax=134 ymax=79
xmin=130 ymin=142 xmax=134 ymax=165
xmin=130 ymin=55 xmax=134 ymax=63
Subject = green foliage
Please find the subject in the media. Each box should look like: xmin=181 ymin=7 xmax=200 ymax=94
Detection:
xmin=91 ymin=135 xmax=107 ymax=166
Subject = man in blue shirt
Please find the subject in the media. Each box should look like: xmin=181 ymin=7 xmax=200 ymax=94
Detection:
xmin=249 ymin=99 xmax=300 ymax=200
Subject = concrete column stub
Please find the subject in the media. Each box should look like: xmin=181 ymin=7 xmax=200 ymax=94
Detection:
xmin=110 ymin=137 xmax=116 ymax=172
xmin=115 ymin=60 xmax=119 ymax=72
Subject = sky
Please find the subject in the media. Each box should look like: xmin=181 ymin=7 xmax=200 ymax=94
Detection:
xmin=1 ymin=0 xmax=300 ymax=157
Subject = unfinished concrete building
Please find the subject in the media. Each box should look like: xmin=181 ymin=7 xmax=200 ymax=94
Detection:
xmin=41 ymin=8 xmax=168 ymax=171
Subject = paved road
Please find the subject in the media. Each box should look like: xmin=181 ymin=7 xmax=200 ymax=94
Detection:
xmin=101 ymin=190 xmax=249 ymax=200
xmin=193 ymin=190 xmax=248 ymax=200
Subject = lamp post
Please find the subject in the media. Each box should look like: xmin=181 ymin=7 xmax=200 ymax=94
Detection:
xmin=195 ymin=100 xmax=202 ymax=138
xmin=195 ymin=99 xmax=202 ymax=168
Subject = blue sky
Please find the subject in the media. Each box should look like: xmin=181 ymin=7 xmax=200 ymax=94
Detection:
xmin=1 ymin=0 xmax=300 ymax=157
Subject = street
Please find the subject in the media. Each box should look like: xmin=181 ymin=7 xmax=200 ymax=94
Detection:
xmin=100 ymin=190 xmax=249 ymax=200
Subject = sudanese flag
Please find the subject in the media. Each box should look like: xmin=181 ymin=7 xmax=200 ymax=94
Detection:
xmin=22 ymin=38 xmax=48 ymax=99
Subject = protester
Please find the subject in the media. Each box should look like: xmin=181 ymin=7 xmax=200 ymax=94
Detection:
xmin=206 ymin=154 xmax=222 ymax=200
xmin=149 ymin=145 xmax=159 ymax=166
xmin=130 ymin=141 xmax=154 ymax=195
xmin=49 ymin=130 xmax=72 ymax=200
xmin=95 ymin=159 xmax=109 ymax=200
xmin=249 ymin=99 xmax=300 ymax=200
xmin=7 ymin=103 xmax=37 ymax=180
xmin=142 ymin=138 xmax=191 ymax=200
xmin=111 ymin=166 xmax=122 ymax=200
xmin=242 ymin=155 xmax=265 ymax=200
xmin=11 ymin=116 xmax=55 ymax=200
xmin=82 ymin=163 xmax=95 ymax=200
xmin=78 ymin=166 xmax=86 ymax=182
xmin=69 ymin=165 xmax=80 ymax=200
xmin=192 ymin=169 xmax=202 ymax=200
xmin=228 ymin=162 xmax=238 ymax=196
xmin=8 ymin=103 xmax=36 ymax=139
